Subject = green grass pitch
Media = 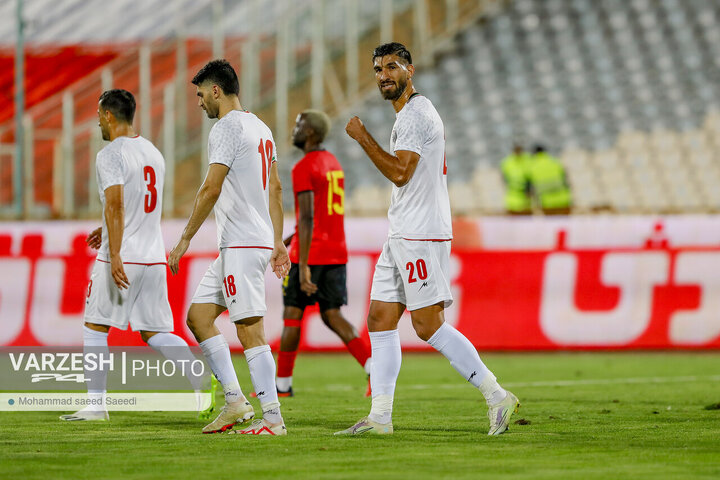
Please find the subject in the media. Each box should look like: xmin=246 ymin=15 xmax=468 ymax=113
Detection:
xmin=2 ymin=352 xmax=720 ymax=479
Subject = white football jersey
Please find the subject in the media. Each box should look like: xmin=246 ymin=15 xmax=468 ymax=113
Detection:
xmin=388 ymin=95 xmax=453 ymax=240
xmin=208 ymin=110 xmax=276 ymax=249
xmin=95 ymin=135 xmax=166 ymax=264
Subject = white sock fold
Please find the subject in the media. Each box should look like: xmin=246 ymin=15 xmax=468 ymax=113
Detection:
xmin=199 ymin=334 xmax=243 ymax=403
xmin=368 ymin=330 xmax=401 ymax=424
xmin=83 ymin=326 xmax=109 ymax=410
xmin=427 ymin=322 xmax=507 ymax=405
xmin=147 ymin=332 xmax=204 ymax=391
xmin=369 ymin=394 xmax=393 ymax=425
xmin=245 ymin=345 xmax=282 ymax=423
xmin=276 ymin=376 xmax=292 ymax=392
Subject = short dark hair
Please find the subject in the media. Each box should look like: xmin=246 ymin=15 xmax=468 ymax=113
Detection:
xmin=191 ymin=59 xmax=240 ymax=96
xmin=99 ymin=89 xmax=136 ymax=124
xmin=372 ymin=42 xmax=412 ymax=64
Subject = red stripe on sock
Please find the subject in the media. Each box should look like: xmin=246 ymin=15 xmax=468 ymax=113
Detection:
xmin=277 ymin=350 xmax=298 ymax=378
xmin=284 ymin=318 xmax=302 ymax=328
xmin=346 ymin=337 xmax=371 ymax=367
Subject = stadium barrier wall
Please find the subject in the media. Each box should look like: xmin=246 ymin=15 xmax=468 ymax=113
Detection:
xmin=1 ymin=216 xmax=719 ymax=350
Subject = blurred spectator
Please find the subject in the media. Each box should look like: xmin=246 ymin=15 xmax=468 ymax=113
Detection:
xmin=500 ymin=144 xmax=532 ymax=215
xmin=528 ymin=145 xmax=572 ymax=215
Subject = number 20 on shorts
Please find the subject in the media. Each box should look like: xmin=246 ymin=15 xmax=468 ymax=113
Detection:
xmin=406 ymin=259 xmax=427 ymax=283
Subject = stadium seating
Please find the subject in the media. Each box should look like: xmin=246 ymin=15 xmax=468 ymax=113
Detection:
xmin=0 ymin=0 xmax=420 ymax=217
xmin=325 ymin=0 xmax=720 ymax=214
xmin=4 ymin=0 xmax=720 ymax=216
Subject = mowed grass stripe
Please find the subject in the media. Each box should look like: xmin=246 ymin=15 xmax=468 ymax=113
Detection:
xmin=315 ymin=374 xmax=720 ymax=391
xmin=1 ymin=352 xmax=719 ymax=480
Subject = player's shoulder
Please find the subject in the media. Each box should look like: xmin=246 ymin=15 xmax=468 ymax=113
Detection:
xmin=404 ymin=94 xmax=434 ymax=112
xmin=214 ymin=110 xmax=272 ymax=138
xmin=211 ymin=110 xmax=239 ymax=136
xmin=247 ymin=111 xmax=274 ymax=139
xmin=211 ymin=110 xmax=248 ymax=138
xmin=399 ymin=95 xmax=439 ymax=124
xmin=292 ymin=152 xmax=313 ymax=174
xmin=97 ymin=137 xmax=125 ymax=162
xmin=296 ymin=149 xmax=339 ymax=171
xmin=318 ymin=149 xmax=342 ymax=171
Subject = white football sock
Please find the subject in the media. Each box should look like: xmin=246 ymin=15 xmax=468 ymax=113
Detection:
xmin=147 ymin=332 xmax=204 ymax=391
xmin=83 ymin=326 xmax=109 ymax=411
xmin=427 ymin=322 xmax=507 ymax=405
xmin=245 ymin=345 xmax=283 ymax=424
xmin=199 ymin=334 xmax=243 ymax=404
xmin=275 ymin=376 xmax=292 ymax=392
xmin=368 ymin=329 xmax=401 ymax=424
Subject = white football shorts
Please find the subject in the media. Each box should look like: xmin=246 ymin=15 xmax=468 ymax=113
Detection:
xmin=370 ymin=238 xmax=453 ymax=311
xmin=84 ymin=259 xmax=173 ymax=332
xmin=191 ymin=247 xmax=272 ymax=321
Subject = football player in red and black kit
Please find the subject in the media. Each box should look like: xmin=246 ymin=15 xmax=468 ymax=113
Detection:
xmin=276 ymin=109 xmax=371 ymax=397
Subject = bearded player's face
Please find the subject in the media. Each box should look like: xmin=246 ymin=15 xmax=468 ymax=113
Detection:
xmin=97 ymin=103 xmax=111 ymax=141
xmin=196 ymin=84 xmax=220 ymax=119
xmin=374 ymin=55 xmax=411 ymax=101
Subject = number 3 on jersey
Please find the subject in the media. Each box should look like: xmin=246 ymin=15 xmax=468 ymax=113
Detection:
xmin=143 ymin=166 xmax=157 ymax=213
xmin=258 ymin=139 xmax=274 ymax=190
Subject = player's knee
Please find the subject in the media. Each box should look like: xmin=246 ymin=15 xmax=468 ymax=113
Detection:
xmin=235 ymin=318 xmax=266 ymax=349
xmin=367 ymin=310 xmax=395 ymax=332
xmin=186 ymin=311 xmax=202 ymax=335
xmin=411 ymin=319 xmax=435 ymax=342
xmin=322 ymin=310 xmax=356 ymax=339
xmin=320 ymin=310 xmax=337 ymax=327
xmin=366 ymin=309 xmax=383 ymax=330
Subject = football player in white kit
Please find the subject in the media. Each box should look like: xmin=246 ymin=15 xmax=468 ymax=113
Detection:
xmin=60 ymin=89 xmax=203 ymax=421
xmin=336 ymin=43 xmax=520 ymax=436
xmin=168 ymin=60 xmax=291 ymax=435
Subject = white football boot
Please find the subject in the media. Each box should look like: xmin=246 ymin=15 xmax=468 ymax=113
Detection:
xmin=334 ymin=417 xmax=393 ymax=435
xmin=487 ymin=391 xmax=520 ymax=435
xmin=59 ymin=406 xmax=109 ymax=421
xmin=228 ymin=418 xmax=287 ymax=435
xmin=202 ymin=399 xmax=254 ymax=434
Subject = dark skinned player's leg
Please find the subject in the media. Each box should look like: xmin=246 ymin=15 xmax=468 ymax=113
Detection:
xmin=321 ymin=308 xmax=372 ymax=395
xmin=275 ymin=305 xmax=304 ymax=395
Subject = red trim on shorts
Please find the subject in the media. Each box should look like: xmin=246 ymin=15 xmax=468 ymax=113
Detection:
xmin=401 ymin=238 xmax=452 ymax=242
xmin=97 ymin=259 xmax=167 ymax=266
xmin=225 ymin=246 xmax=273 ymax=250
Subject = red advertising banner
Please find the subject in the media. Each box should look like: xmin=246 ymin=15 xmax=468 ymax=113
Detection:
xmin=1 ymin=218 xmax=719 ymax=350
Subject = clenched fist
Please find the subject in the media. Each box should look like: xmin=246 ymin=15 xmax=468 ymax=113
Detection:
xmin=345 ymin=116 xmax=367 ymax=142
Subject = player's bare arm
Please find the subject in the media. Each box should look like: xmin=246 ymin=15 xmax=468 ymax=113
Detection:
xmin=104 ymin=185 xmax=129 ymax=290
xmin=86 ymin=227 xmax=102 ymax=250
xmin=296 ymin=190 xmax=318 ymax=296
xmin=168 ymin=163 xmax=229 ymax=274
xmin=283 ymin=233 xmax=294 ymax=247
xmin=345 ymin=117 xmax=420 ymax=187
xmin=268 ymin=162 xmax=291 ymax=279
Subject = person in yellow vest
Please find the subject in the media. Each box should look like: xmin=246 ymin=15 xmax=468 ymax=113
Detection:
xmin=528 ymin=145 xmax=572 ymax=215
xmin=500 ymin=144 xmax=532 ymax=215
